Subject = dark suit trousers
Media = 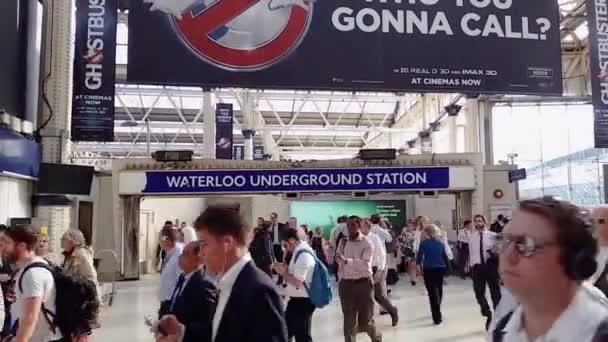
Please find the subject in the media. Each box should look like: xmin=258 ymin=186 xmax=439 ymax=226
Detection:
xmin=339 ymin=279 xmax=381 ymax=342
xmin=422 ymin=268 xmax=445 ymax=323
xmin=471 ymin=263 xmax=502 ymax=316
xmin=286 ymin=297 xmax=316 ymax=342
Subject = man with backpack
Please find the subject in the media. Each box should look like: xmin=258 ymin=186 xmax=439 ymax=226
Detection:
xmin=4 ymin=226 xmax=99 ymax=342
xmin=489 ymin=197 xmax=608 ymax=342
xmin=274 ymin=227 xmax=331 ymax=342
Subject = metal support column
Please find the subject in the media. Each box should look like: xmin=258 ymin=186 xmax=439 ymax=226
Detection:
xmin=35 ymin=0 xmax=75 ymax=255
xmin=203 ymin=91 xmax=215 ymax=159
xmin=464 ymin=98 xmax=480 ymax=155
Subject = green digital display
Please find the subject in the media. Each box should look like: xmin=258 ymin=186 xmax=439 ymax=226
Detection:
xmin=290 ymin=200 xmax=406 ymax=239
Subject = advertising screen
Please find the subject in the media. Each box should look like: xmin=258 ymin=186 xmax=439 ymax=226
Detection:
xmin=290 ymin=200 xmax=406 ymax=239
xmin=128 ymin=0 xmax=562 ymax=95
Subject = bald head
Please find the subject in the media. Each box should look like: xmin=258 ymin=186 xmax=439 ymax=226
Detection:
xmin=179 ymin=241 xmax=204 ymax=273
xmin=593 ymin=206 xmax=608 ymax=245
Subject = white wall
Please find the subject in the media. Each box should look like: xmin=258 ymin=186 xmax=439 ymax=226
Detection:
xmin=0 ymin=176 xmax=33 ymax=225
xmin=414 ymin=194 xmax=457 ymax=241
xmin=140 ymin=197 xmax=207 ymax=228
xmin=483 ymin=166 xmax=518 ymax=220
xmin=251 ymin=195 xmax=290 ymax=224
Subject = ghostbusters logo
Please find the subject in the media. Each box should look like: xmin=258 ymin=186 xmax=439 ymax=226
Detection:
xmin=144 ymin=0 xmax=314 ymax=71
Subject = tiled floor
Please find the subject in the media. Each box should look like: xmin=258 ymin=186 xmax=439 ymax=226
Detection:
xmin=95 ymin=275 xmax=488 ymax=342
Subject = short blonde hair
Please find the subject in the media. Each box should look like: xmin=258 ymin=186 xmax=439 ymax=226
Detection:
xmin=424 ymin=224 xmax=441 ymax=239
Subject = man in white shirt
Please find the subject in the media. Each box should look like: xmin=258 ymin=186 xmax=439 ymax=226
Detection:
xmin=179 ymin=222 xmax=197 ymax=245
xmin=362 ymin=219 xmax=398 ymax=327
xmin=159 ymin=227 xmax=184 ymax=316
xmin=468 ymin=214 xmax=501 ymax=330
xmin=5 ymin=225 xmax=60 ymax=342
xmin=489 ymin=197 xmax=608 ymax=342
xmin=457 ymin=220 xmax=472 ymax=278
xmin=273 ymin=228 xmax=316 ymax=342
xmin=590 ymin=206 xmax=608 ymax=296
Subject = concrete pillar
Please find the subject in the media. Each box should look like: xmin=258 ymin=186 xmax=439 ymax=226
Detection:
xmin=448 ymin=116 xmax=458 ymax=153
xmin=464 ymin=99 xmax=480 ymax=154
xmin=263 ymin=129 xmax=279 ymax=160
xmin=35 ymin=0 xmax=75 ymax=255
xmin=243 ymin=130 xmax=255 ymax=160
xmin=203 ymin=91 xmax=215 ymax=159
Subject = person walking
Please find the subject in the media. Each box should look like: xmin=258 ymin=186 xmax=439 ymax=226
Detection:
xmin=249 ymin=222 xmax=274 ymax=277
xmin=590 ymin=206 xmax=608 ymax=296
xmin=489 ymin=197 xmax=608 ymax=342
xmin=274 ymin=228 xmax=317 ymax=342
xmin=61 ymin=230 xmax=98 ymax=285
xmin=361 ymin=219 xmax=398 ymax=327
xmin=468 ymin=214 xmax=502 ymax=330
xmin=416 ymin=224 xmax=447 ymax=325
xmin=336 ymin=216 xmax=382 ymax=342
xmin=310 ymin=227 xmax=329 ymax=268
xmin=457 ymin=220 xmax=472 ymax=279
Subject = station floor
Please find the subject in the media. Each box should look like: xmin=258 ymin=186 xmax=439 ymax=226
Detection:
xmin=95 ymin=275 xmax=488 ymax=342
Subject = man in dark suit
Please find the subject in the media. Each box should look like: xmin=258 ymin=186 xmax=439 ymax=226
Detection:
xmin=201 ymin=206 xmax=287 ymax=342
xmin=270 ymin=213 xmax=288 ymax=262
xmin=158 ymin=241 xmax=217 ymax=342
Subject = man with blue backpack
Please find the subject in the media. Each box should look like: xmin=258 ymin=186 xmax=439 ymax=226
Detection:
xmin=273 ymin=228 xmax=332 ymax=342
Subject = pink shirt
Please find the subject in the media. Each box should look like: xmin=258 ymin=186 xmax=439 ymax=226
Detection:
xmin=338 ymin=233 xmax=374 ymax=280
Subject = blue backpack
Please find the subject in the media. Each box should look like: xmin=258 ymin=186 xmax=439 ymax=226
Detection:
xmin=294 ymin=249 xmax=333 ymax=308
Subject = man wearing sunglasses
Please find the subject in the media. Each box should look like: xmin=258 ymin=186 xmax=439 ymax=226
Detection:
xmin=468 ymin=214 xmax=502 ymax=330
xmin=490 ymin=197 xmax=608 ymax=342
xmin=590 ymin=207 xmax=608 ymax=297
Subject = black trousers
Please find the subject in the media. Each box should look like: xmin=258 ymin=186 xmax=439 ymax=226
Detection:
xmin=471 ymin=262 xmax=502 ymax=316
xmin=457 ymin=243 xmax=469 ymax=277
xmin=286 ymin=297 xmax=316 ymax=342
xmin=423 ymin=268 xmax=445 ymax=323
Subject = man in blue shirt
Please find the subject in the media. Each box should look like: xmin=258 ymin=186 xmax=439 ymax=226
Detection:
xmin=416 ymin=224 xmax=447 ymax=325
xmin=159 ymin=227 xmax=184 ymax=317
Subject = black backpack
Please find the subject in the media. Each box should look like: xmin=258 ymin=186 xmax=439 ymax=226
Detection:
xmin=18 ymin=262 xmax=100 ymax=338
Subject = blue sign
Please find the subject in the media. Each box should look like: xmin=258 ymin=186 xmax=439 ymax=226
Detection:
xmin=0 ymin=127 xmax=40 ymax=178
xmin=143 ymin=167 xmax=450 ymax=194
xmin=508 ymin=168 xmax=527 ymax=183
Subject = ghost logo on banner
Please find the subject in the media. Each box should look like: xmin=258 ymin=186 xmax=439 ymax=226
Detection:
xmin=215 ymin=103 xmax=234 ymax=159
xmin=145 ymin=0 xmax=314 ymax=71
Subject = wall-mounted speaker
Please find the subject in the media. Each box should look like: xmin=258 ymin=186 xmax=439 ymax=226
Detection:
xmin=419 ymin=191 xmax=439 ymax=198
xmin=283 ymin=192 xmax=301 ymax=200
xmin=352 ymin=191 xmax=369 ymax=199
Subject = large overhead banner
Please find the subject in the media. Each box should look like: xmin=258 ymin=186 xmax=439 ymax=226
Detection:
xmin=588 ymin=0 xmax=608 ymax=147
xmin=72 ymin=0 xmax=118 ymax=142
xmin=128 ymin=0 xmax=561 ymax=95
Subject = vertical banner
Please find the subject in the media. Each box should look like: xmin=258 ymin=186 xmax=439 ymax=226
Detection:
xmin=233 ymin=145 xmax=244 ymax=160
xmin=588 ymin=0 xmax=608 ymax=147
xmin=215 ymin=103 xmax=234 ymax=159
xmin=71 ymin=0 xmax=117 ymax=142
xmin=253 ymin=146 xmax=265 ymax=160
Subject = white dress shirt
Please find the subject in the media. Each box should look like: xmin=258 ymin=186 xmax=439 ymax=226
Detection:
xmin=367 ymin=232 xmax=387 ymax=271
xmin=286 ymin=242 xmax=316 ymax=298
xmin=371 ymin=224 xmax=392 ymax=244
xmin=440 ymin=230 xmax=454 ymax=261
xmin=468 ymin=229 xmax=497 ymax=267
xmin=212 ymin=253 xmax=252 ymax=342
xmin=159 ymin=244 xmax=184 ymax=301
xmin=590 ymin=246 xmax=608 ymax=285
xmin=181 ymin=226 xmax=197 ymax=245
xmin=491 ymin=283 xmax=608 ymax=342
xmin=457 ymin=228 xmax=471 ymax=244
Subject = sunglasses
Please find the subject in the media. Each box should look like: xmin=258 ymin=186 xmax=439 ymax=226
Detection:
xmin=496 ymin=233 xmax=558 ymax=257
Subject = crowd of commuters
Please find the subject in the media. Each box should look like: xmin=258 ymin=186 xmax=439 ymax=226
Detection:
xmin=6 ymin=195 xmax=608 ymax=341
